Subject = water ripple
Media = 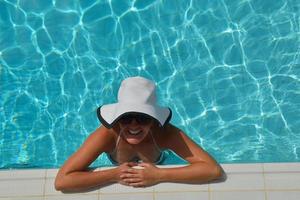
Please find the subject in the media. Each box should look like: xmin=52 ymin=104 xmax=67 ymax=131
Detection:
xmin=0 ymin=0 xmax=299 ymax=168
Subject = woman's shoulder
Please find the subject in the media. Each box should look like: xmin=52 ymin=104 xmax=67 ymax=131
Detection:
xmin=154 ymin=123 xmax=183 ymax=148
xmin=88 ymin=126 xmax=112 ymax=140
xmin=86 ymin=126 xmax=117 ymax=153
xmin=162 ymin=123 xmax=183 ymax=135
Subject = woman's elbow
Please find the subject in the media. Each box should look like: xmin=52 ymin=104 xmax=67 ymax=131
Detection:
xmin=211 ymin=165 xmax=225 ymax=180
xmin=54 ymin=178 xmax=62 ymax=191
xmin=54 ymin=175 xmax=66 ymax=191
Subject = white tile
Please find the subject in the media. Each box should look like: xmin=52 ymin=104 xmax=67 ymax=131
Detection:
xmin=94 ymin=167 xmax=102 ymax=171
xmin=210 ymin=191 xmax=265 ymax=200
xmin=100 ymin=193 xmax=153 ymax=200
xmin=0 ymin=169 xmax=46 ymax=179
xmin=263 ymin=163 xmax=300 ymax=172
xmin=154 ymin=182 xmax=208 ymax=192
xmin=46 ymin=169 xmax=59 ymax=178
xmin=0 ymin=179 xmax=45 ymax=197
xmin=44 ymin=178 xmax=98 ymax=195
xmin=44 ymin=194 xmax=98 ymax=200
xmin=264 ymin=172 xmax=300 ymax=190
xmin=0 ymin=197 xmax=44 ymax=200
xmin=1 ymin=163 xmax=299 ymax=200
xmin=100 ymin=183 xmax=154 ymax=194
xmin=155 ymin=191 xmax=209 ymax=200
xmin=267 ymin=191 xmax=300 ymax=200
xmin=221 ymin=163 xmax=263 ymax=173
xmin=210 ymin=173 xmax=264 ymax=191
xmin=98 ymin=167 xmax=116 ymax=171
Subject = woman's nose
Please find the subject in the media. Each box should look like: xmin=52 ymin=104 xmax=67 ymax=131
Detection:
xmin=128 ymin=118 xmax=139 ymax=126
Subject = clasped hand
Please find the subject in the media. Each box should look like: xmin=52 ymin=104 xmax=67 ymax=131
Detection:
xmin=117 ymin=162 xmax=160 ymax=187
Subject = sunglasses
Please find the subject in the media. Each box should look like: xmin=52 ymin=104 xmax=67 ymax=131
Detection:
xmin=118 ymin=114 xmax=152 ymax=125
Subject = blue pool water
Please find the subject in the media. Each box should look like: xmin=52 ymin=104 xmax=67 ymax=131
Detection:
xmin=0 ymin=0 xmax=300 ymax=168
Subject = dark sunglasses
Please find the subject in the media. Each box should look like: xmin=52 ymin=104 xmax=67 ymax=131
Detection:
xmin=118 ymin=114 xmax=152 ymax=125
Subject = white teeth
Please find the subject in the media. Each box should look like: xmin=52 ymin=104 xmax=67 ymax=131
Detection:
xmin=129 ymin=130 xmax=142 ymax=135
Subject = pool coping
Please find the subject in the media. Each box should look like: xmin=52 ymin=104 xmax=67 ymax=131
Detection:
xmin=0 ymin=162 xmax=300 ymax=200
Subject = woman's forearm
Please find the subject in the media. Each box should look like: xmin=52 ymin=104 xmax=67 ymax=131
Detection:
xmin=157 ymin=162 xmax=223 ymax=184
xmin=55 ymin=168 xmax=118 ymax=191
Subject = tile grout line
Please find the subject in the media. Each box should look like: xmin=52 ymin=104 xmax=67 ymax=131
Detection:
xmin=98 ymin=172 xmax=101 ymax=200
xmin=98 ymin=189 xmax=101 ymax=200
xmin=0 ymin=195 xmax=45 ymax=199
xmin=208 ymin=183 xmax=212 ymax=200
xmin=43 ymin=169 xmax=47 ymax=200
xmin=262 ymin=164 xmax=268 ymax=200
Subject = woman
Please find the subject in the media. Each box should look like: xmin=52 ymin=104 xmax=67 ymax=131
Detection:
xmin=55 ymin=76 xmax=223 ymax=191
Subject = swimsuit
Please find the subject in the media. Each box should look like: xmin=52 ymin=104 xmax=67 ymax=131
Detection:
xmin=107 ymin=150 xmax=166 ymax=165
xmin=106 ymin=131 xmax=166 ymax=165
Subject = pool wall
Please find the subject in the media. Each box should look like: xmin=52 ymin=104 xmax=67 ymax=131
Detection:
xmin=0 ymin=163 xmax=300 ymax=200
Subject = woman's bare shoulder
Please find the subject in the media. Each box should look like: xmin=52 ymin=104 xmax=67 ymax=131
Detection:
xmin=165 ymin=123 xmax=181 ymax=133
xmin=161 ymin=123 xmax=183 ymax=137
xmin=87 ymin=126 xmax=116 ymax=152
xmin=155 ymin=123 xmax=182 ymax=148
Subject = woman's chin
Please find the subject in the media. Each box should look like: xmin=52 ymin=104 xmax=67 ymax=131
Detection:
xmin=124 ymin=132 xmax=146 ymax=144
xmin=125 ymin=138 xmax=143 ymax=144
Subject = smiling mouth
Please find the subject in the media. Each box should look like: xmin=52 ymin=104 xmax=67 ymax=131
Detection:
xmin=128 ymin=130 xmax=143 ymax=135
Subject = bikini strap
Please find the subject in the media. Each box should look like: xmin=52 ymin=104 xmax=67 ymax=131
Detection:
xmin=110 ymin=133 xmax=122 ymax=155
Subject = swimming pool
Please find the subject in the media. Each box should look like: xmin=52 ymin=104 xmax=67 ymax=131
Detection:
xmin=0 ymin=0 xmax=299 ymax=169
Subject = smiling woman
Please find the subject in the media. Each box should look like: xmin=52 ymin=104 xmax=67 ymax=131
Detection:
xmin=54 ymin=76 xmax=223 ymax=191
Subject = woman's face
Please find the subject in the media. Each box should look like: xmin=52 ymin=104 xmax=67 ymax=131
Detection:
xmin=118 ymin=114 xmax=154 ymax=145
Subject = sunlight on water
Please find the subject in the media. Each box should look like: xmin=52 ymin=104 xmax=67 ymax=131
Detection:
xmin=0 ymin=0 xmax=299 ymax=168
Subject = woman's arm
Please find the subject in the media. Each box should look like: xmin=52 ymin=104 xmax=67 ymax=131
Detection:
xmin=54 ymin=126 xmax=131 ymax=191
xmin=158 ymin=124 xmax=223 ymax=183
xmin=157 ymin=160 xmax=222 ymax=184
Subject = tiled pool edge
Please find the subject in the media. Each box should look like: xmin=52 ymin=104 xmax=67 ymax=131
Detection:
xmin=0 ymin=163 xmax=299 ymax=200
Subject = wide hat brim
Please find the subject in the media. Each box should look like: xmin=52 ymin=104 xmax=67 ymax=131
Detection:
xmin=97 ymin=103 xmax=172 ymax=128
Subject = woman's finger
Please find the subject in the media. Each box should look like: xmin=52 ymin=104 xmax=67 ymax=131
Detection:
xmin=120 ymin=173 xmax=140 ymax=179
xmin=138 ymin=162 xmax=149 ymax=167
xmin=123 ymin=178 xmax=141 ymax=183
xmin=127 ymin=162 xmax=138 ymax=167
xmin=119 ymin=180 xmax=128 ymax=186
xmin=122 ymin=168 xmax=140 ymax=174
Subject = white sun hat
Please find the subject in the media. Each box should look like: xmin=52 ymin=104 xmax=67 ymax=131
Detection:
xmin=97 ymin=76 xmax=172 ymax=128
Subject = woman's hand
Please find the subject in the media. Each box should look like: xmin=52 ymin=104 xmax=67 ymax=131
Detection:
xmin=120 ymin=162 xmax=161 ymax=187
xmin=115 ymin=162 xmax=138 ymax=186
